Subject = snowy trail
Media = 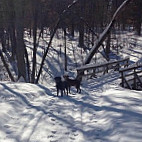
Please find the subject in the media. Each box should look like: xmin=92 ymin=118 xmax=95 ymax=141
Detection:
xmin=0 ymin=81 xmax=104 ymax=142
xmin=1 ymin=22 xmax=142 ymax=142
xmin=0 ymin=71 xmax=142 ymax=142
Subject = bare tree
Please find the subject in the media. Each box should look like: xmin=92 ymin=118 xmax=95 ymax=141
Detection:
xmin=35 ymin=0 xmax=79 ymax=83
xmin=134 ymin=0 xmax=142 ymax=35
xmin=31 ymin=0 xmax=39 ymax=83
xmin=14 ymin=0 xmax=26 ymax=81
xmin=84 ymin=0 xmax=133 ymax=65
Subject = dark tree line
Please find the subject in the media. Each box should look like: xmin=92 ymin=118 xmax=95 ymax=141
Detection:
xmin=0 ymin=0 xmax=141 ymax=83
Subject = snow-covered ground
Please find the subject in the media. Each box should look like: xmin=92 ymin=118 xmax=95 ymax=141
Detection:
xmin=0 ymin=31 xmax=142 ymax=142
xmin=0 ymin=73 xmax=142 ymax=142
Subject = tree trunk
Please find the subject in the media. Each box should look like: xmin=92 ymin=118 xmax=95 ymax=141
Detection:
xmin=0 ymin=50 xmax=15 ymax=82
xmin=64 ymin=28 xmax=67 ymax=71
xmin=71 ymin=19 xmax=75 ymax=37
xmin=106 ymin=32 xmax=111 ymax=61
xmin=31 ymin=0 xmax=38 ymax=83
xmin=78 ymin=0 xmax=85 ymax=48
xmin=35 ymin=0 xmax=79 ymax=83
xmin=0 ymin=29 xmax=6 ymax=52
xmin=9 ymin=23 xmax=17 ymax=60
xmin=14 ymin=0 xmax=26 ymax=81
xmin=84 ymin=0 xmax=132 ymax=65
xmin=134 ymin=0 xmax=142 ymax=36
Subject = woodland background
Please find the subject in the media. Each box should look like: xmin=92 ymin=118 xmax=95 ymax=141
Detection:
xmin=0 ymin=0 xmax=142 ymax=83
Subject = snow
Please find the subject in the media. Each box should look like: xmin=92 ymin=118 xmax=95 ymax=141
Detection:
xmin=0 ymin=71 xmax=142 ymax=142
xmin=84 ymin=0 xmax=131 ymax=65
xmin=1 ymin=28 xmax=142 ymax=141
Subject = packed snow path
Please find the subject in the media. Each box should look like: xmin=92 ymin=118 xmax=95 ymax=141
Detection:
xmin=0 ymin=72 xmax=142 ymax=142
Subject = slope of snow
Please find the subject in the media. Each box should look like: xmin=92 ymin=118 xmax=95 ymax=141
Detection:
xmin=0 ymin=71 xmax=142 ymax=142
xmin=1 ymin=28 xmax=142 ymax=142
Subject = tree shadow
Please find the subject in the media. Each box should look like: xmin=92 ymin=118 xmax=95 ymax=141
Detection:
xmin=1 ymin=82 xmax=142 ymax=141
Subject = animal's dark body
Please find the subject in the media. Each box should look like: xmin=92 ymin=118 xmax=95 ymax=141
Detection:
xmin=54 ymin=76 xmax=69 ymax=96
xmin=63 ymin=75 xmax=81 ymax=93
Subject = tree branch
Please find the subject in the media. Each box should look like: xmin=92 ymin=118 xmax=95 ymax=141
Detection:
xmin=0 ymin=50 xmax=15 ymax=82
xmin=35 ymin=0 xmax=79 ymax=83
xmin=84 ymin=0 xmax=133 ymax=65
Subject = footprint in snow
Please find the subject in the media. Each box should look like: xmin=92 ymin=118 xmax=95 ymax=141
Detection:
xmin=4 ymin=125 xmax=10 ymax=128
xmin=51 ymin=118 xmax=56 ymax=121
xmin=69 ymin=137 xmax=75 ymax=140
xmin=6 ymin=130 xmax=13 ymax=134
xmin=65 ymin=132 xmax=70 ymax=135
xmin=50 ymin=140 xmax=58 ymax=142
xmin=51 ymin=131 xmax=57 ymax=134
xmin=71 ymin=129 xmax=77 ymax=133
xmin=59 ymin=123 xmax=63 ymax=126
xmin=73 ymin=133 xmax=78 ymax=136
xmin=48 ymin=135 xmax=54 ymax=138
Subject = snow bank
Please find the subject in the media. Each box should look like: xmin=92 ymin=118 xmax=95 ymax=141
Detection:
xmin=0 ymin=75 xmax=142 ymax=142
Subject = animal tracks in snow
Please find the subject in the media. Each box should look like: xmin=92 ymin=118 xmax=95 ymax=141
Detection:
xmin=0 ymin=82 xmax=107 ymax=142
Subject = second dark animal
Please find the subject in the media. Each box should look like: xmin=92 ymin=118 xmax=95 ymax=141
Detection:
xmin=54 ymin=76 xmax=69 ymax=96
xmin=63 ymin=75 xmax=81 ymax=93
